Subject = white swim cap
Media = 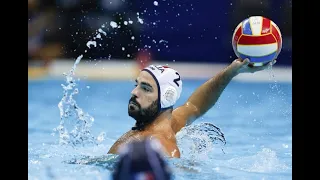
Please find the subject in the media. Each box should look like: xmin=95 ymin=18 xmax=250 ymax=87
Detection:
xmin=142 ymin=65 xmax=182 ymax=110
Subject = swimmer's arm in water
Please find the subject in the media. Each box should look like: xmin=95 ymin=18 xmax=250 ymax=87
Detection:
xmin=171 ymin=58 xmax=276 ymax=133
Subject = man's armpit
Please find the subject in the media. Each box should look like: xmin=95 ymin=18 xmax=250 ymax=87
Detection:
xmin=171 ymin=102 xmax=199 ymax=133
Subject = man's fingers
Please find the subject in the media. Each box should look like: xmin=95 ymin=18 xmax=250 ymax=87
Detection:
xmin=242 ymin=58 xmax=250 ymax=66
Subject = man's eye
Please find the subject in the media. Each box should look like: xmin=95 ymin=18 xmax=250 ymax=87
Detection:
xmin=142 ymin=86 xmax=150 ymax=92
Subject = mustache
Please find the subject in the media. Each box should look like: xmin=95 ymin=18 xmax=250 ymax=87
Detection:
xmin=129 ymin=96 xmax=141 ymax=107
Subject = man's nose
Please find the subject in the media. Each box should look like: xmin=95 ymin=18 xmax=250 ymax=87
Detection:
xmin=131 ymin=86 xmax=139 ymax=97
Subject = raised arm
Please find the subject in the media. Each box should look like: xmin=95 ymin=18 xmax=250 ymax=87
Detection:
xmin=171 ymin=58 xmax=275 ymax=133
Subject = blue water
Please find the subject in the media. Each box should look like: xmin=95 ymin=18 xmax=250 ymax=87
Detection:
xmin=28 ymin=77 xmax=292 ymax=180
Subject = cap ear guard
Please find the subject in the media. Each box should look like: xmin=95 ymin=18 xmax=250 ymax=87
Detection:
xmin=161 ymin=86 xmax=178 ymax=108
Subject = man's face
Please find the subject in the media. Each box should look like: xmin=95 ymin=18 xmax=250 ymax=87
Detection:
xmin=128 ymin=71 xmax=159 ymax=123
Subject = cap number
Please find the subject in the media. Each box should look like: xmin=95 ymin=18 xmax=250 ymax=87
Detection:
xmin=173 ymin=72 xmax=181 ymax=87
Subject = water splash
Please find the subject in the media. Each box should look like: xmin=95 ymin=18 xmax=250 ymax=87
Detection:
xmin=65 ymin=154 xmax=119 ymax=170
xmin=51 ymin=16 xmax=148 ymax=147
xmin=86 ymin=41 xmax=97 ymax=49
xmin=53 ymin=54 xmax=101 ymax=147
xmin=110 ymin=21 xmax=118 ymax=28
xmin=51 ymin=4 xmax=196 ymax=147
xmin=176 ymin=122 xmax=226 ymax=160
xmin=266 ymin=64 xmax=292 ymax=120
xmin=225 ymin=148 xmax=290 ymax=173
xmin=52 ymin=14 xmax=155 ymax=147
xmin=52 ymin=24 xmax=112 ymax=147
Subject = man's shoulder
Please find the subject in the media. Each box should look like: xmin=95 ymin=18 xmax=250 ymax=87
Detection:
xmin=170 ymin=108 xmax=190 ymax=133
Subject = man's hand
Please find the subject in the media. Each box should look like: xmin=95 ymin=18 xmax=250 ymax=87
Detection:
xmin=230 ymin=58 xmax=277 ymax=75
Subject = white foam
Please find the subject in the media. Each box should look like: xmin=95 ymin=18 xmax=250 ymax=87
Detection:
xmin=74 ymin=55 xmax=83 ymax=67
xmin=95 ymin=34 xmax=101 ymax=39
xmin=98 ymin=28 xmax=106 ymax=36
xmin=159 ymin=39 xmax=168 ymax=44
xmin=86 ymin=41 xmax=97 ymax=49
xmin=110 ymin=21 xmax=118 ymax=28
xmin=154 ymin=1 xmax=158 ymax=6
xmin=225 ymin=148 xmax=290 ymax=173
xmin=137 ymin=17 xmax=144 ymax=24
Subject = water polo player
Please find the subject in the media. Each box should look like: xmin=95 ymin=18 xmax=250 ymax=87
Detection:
xmin=108 ymin=58 xmax=276 ymax=158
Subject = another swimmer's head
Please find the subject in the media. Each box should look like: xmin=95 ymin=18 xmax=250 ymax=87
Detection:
xmin=128 ymin=65 xmax=182 ymax=130
xmin=112 ymin=137 xmax=172 ymax=180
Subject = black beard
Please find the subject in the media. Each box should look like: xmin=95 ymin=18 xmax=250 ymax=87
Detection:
xmin=128 ymin=96 xmax=159 ymax=131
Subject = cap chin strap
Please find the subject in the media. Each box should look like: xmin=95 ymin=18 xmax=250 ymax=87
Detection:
xmin=160 ymin=106 xmax=173 ymax=112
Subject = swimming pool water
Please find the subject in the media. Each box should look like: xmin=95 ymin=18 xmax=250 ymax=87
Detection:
xmin=28 ymin=78 xmax=292 ymax=180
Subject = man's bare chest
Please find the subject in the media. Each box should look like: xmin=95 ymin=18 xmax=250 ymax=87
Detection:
xmin=108 ymin=130 xmax=151 ymax=153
